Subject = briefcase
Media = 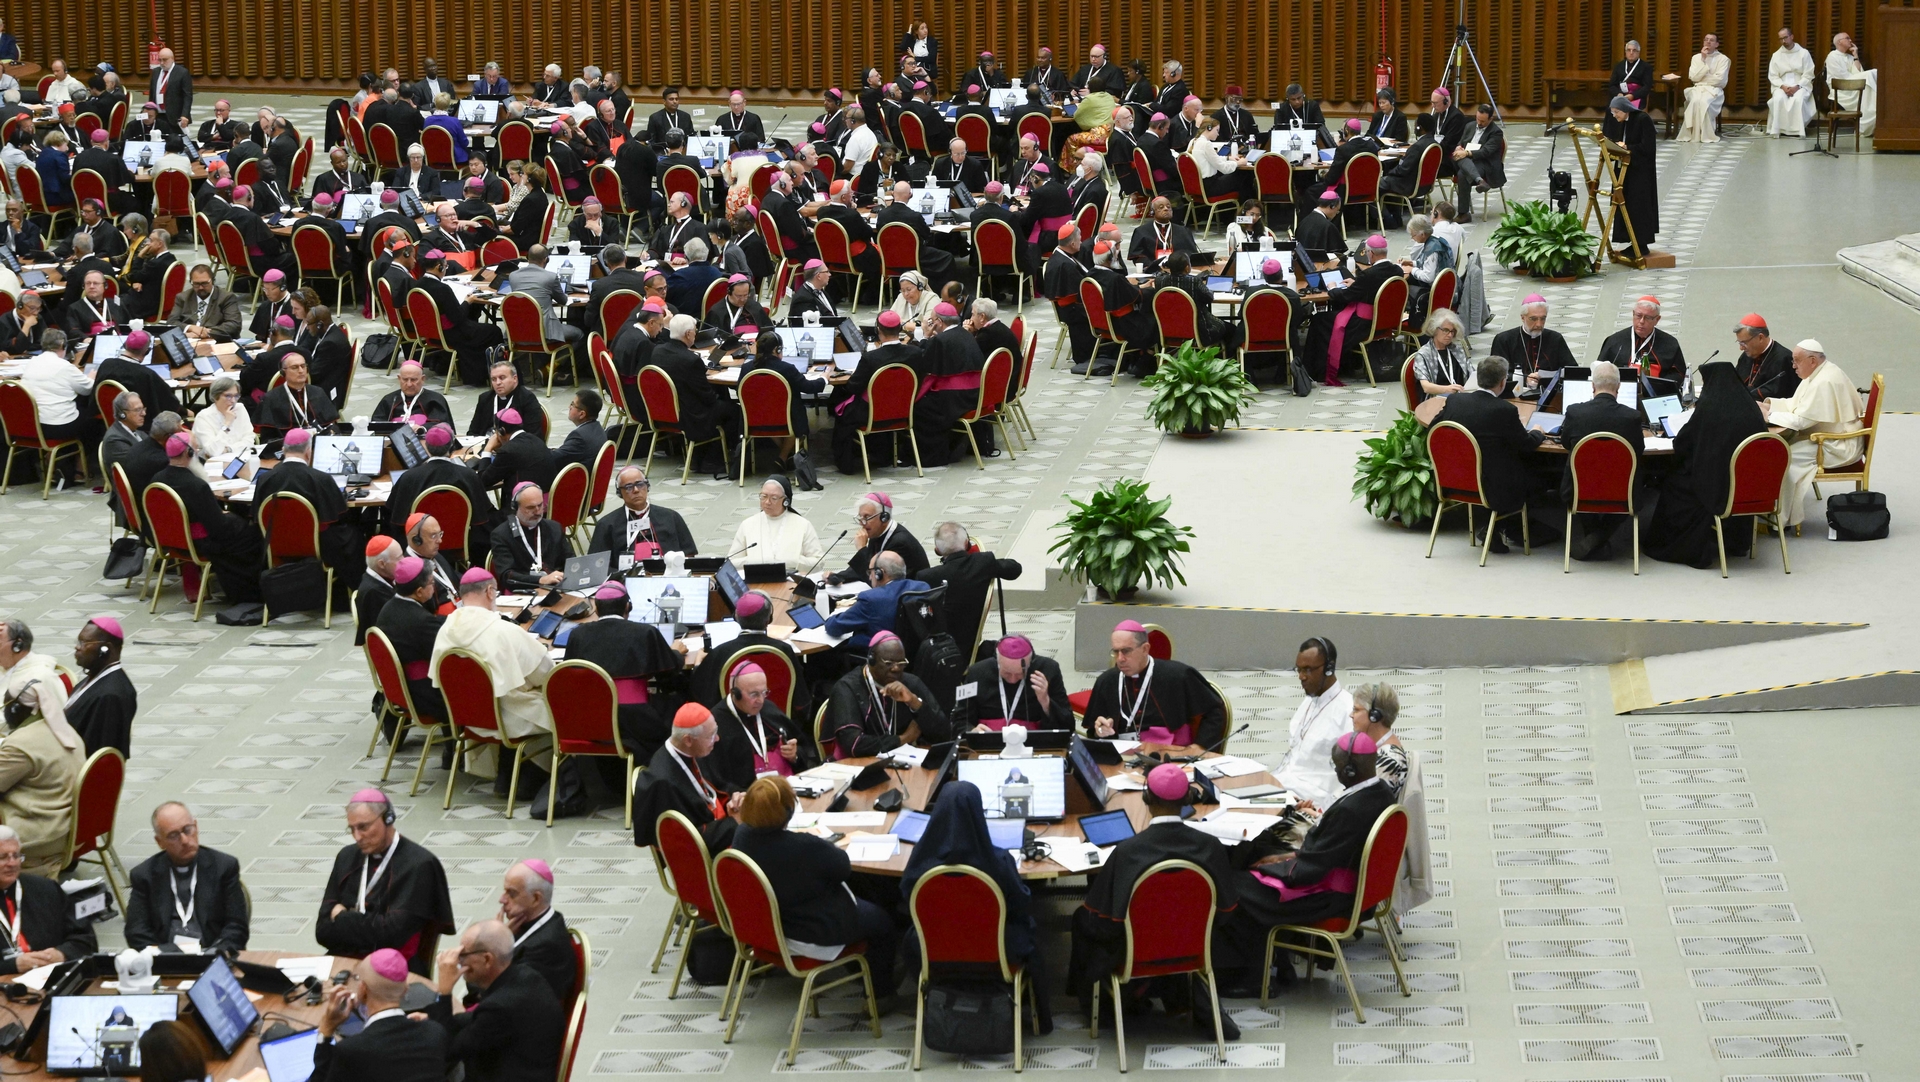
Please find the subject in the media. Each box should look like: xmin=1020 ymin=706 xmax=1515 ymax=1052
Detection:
xmin=260 ymin=559 xmax=329 ymax=615
xmin=1826 ymin=490 xmax=1889 ymax=541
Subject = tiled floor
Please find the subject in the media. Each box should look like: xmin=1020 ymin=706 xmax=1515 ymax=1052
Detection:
xmin=5 ymin=95 xmax=1918 ymax=1081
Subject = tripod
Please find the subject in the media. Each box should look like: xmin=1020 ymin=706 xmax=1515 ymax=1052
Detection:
xmin=1438 ymin=22 xmax=1502 ymax=120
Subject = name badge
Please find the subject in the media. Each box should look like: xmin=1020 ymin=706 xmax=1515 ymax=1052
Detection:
xmin=954 ymin=681 xmax=978 ymax=702
xmin=174 ymin=935 xmax=203 ymax=953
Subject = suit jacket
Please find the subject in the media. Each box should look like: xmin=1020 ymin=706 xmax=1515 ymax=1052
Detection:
xmin=914 ymin=550 xmax=1020 ymax=650
xmin=510 ymin=909 xmax=577 ymax=1005
xmin=1293 ymin=209 xmax=1347 ymax=259
xmin=1066 ymin=174 xmax=1107 ymax=217
xmin=426 ymin=961 xmax=563 ymax=1082
xmin=1368 ymin=109 xmax=1410 ymax=142
xmin=504 ymin=265 xmax=572 ymax=341
xmin=587 ymin=503 xmax=699 ymax=560
xmin=832 ymin=523 xmax=929 ymax=584
xmin=555 ymin=420 xmax=607 ymax=472
xmin=1558 ymin=392 xmax=1644 ymax=503
xmin=0 ymin=311 xmax=47 ymax=357
xmin=650 ymin=339 xmax=731 ymax=441
xmin=1433 ymin=389 xmax=1545 ymax=513
xmin=476 ymin=432 xmax=560 ymax=503
xmin=723 ymin=826 xmax=866 ymax=946
xmin=147 ymin=64 xmax=194 ymax=124
xmin=587 ymin=268 xmax=649 ymax=336
xmin=311 ymin=1014 xmax=448 ymax=1082
xmin=355 ymin=570 xmax=396 ymax=646
xmin=124 ymin=847 xmax=250 ymax=952
xmin=1 ymin=874 xmax=98 ymax=973
xmin=1457 ymin=122 xmax=1506 ymax=186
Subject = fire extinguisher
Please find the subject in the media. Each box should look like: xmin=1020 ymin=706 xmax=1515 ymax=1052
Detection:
xmin=1374 ymin=0 xmax=1394 ymax=91
xmin=147 ymin=0 xmax=166 ymax=70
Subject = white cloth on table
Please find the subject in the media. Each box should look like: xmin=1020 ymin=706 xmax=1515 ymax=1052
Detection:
xmin=1274 ymin=680 xmax=1352 ymax=806
xmin=1768 ymin=358 xmax=1864 ymax=526
xmin=729 ymin=510 xmax=825 ymax=568
xmin=1825 ymin=50 xmax=1877 ymax=135
xmin=1677 ymin=52 xmax=1731 ymax=143
xmin=1767 ymin=45 xmax=1818 ymax=136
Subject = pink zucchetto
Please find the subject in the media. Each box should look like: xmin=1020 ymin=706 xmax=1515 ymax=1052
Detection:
xmin=729 ymin=660 xmax=765 ymax=681
xmin=1114 ymin=619 xmax=1147 ymax=634
xmin=520 ymin=858 xmax=554 ymax=883
xmin=1336 ymin=731 xmax=1378 ymax=755
xmin=366 ymin=948 xmax=409 ymax=982
xmin=734 ymin=591 xmax=769 ymax=618
xmin=86 ymin=616 xmax=125 ymax=641
xmin=1147 ymin=763 xmax=1191 ymax=800
xmin=460 ymin=567 xmax=495 ymax=585
xmin=995 ymin=635 xmax=1033 ymax=660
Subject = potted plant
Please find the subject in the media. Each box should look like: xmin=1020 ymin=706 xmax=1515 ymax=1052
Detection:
xmin=1487 ymin=200 xmax=1598 ymax=280
xmin=1139 ymin=342 xmax=1256 ymax=437
xmin=1352 ymin=409 xmax=1438 ymax=527
xmin=1050 ymin=479 xmax=1195 ymax=599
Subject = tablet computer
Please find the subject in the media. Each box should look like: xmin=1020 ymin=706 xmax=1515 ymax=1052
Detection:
xmin=1079 ymin=808 xmax=1136 ymax=847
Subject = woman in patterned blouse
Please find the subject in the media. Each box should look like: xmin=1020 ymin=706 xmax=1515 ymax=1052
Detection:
xmin=1350 ymin=682 xmax=1408 ymax=793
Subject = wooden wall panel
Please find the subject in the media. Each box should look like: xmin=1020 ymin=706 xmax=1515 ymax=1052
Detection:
xmin=1 ymin=0 xmax=1905 ymax=113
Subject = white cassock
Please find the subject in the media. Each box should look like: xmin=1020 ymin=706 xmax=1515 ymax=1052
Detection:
xmin=728 ymin=509 xmax=826 ymax=567
xmin=431 ymin=604 xmax=555 ymax=774
xmin=1274 ymin=680 xmax=1352 ymax=806
xmin=1767 ymin=45 xmax=1818 ymax=136
xmin=1677 ymin=52 xmax=1731 ymax=143
xmin=1825 ymin=49 xmax=1877 ymax=135
xmin=1767 ymin=359 xmax=1865 ymax=526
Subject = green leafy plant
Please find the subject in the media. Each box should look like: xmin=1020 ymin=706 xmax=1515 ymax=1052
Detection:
xmin=1049 ymin=479 xmax=1195 ymax=595
xmin=1352 ymin=409 xmax=1439 ymax=525
xmin=1139 ymin=342 xmax=1256 ymax=435
xmin=1486 ymin=200 xmax=1598 ymax=278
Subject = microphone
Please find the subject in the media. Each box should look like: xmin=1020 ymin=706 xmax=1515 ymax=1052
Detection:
xmin=791 ymin=530 xmax=849 ymax=599
xmin=70 ymin=1027 xmax=105 ymax=1068
xmin=720 ymin=541 xmax=757 ymax=563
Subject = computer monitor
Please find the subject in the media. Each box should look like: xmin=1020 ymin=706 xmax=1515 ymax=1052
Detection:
xmin=456 ymin=98 xmax=501 ymax=124
xmin=338 ymin=193 xmax=380 ymax=221
xmin=1642 ymin=394 xmax=1683 ymax=428
xmin=956 ymin=756 xmax=1067 ymax=821
xmin=158 ymin=328 xmax=196 ymax=369
xmin=258 ymin=1028 xmax=322 ymax=1082
xmin=91 ymin=335 xmax=127 ymax=363
xmin=1079 ymin=808 xmax=1136 ymax=847
xmin=46 ymin=994 xmax=180 ymax=1074
xmin=625 ymin=576 xmax=708 ymax=625
xmin=919 ymin=740 xmax=959 ymax=811
xmin=712 ymin=560 xmax=748 ymax=609
xmin=310 ymin=434 xmax=387 ymax=476
xmin=188 ymin=957 xmax=261 ymax=1056
xmin=545 ymin=254 xmax=592 ymax=288
xmin=121 ymin=141 xmax=165 ymax=171
xmin=1234 ymin=249 xmax=1286 ymax=285
xmin=775 ymin=327 xmax=834 ymax=362
xmin=987 ymin=88 xmax=1026 ymax=112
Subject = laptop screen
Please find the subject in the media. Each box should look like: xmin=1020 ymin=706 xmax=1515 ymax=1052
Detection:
xmin=187 ymin=957 xmax=261 ymax=1056
xmin=259 ymin=1028 xmax=322 ymax=1082
xmin=956 ymin=757 xmax=1066 ymax=820
xmin=457 ymin=99 xmax=501 ymax=124
xmin=46 ymin=995 xmax=180 ymax=1073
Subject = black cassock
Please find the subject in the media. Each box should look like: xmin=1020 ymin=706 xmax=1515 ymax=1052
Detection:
xmin=64 ymin=667 xmax=138 ymax=758
xmin=315 ymin=834 xmax=457 ymax=975
xmin=1067 ymin=821 xmax=1238 ymax=992
xmin=561 ymin=617 xmax=680 ymax=765
xmin=255 ymin=457 xmax=362 ymax=579
xmin=1079 ymin=658 xmax=1225 ymax=749
xmin=372 ymin=388 xmax=455 ymax=429
xmin=706 ymin=698 xmax=818 ymax=794
xmin=383 ymin=455 xmax=496 ymax=560
xmin=149 ymin=464 xmax=265 ymax=603
xmin=910 ymin=326 xmax=986 ymax=467
xmin=1602 ymin=109 xmax=1659 ymax=255
xmin=374 ymin=595 xmax=447 ymax=721
xmin=632 ymin=744 xmax=730 ymax=846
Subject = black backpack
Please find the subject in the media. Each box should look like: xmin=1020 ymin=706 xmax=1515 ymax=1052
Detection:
xmin=1826 ymin=490 xmax=1889 ymax=541
xmin=896 ymin=583 xmax=965 ymax=711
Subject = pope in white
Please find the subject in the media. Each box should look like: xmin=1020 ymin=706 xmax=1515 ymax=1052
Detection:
xmin=1825 ymin=32 xmax=1876 ymax=136
xmin=1767 ymin=27 xmax=1818 ymax=137
xmin=729 ymin=476 xmax=826 ymax=568
xmin=1668 ymin=34 xmax=1730 ymax=143
xmin=430 ymin=567 xmax=555 ymax=776
xmin=1274 ymin=637 xmax=1353 ymax=807
xmin=1764 ymin=340 xmax=1865 ymax=527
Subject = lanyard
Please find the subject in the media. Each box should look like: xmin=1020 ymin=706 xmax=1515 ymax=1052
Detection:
xmin=357 ymin=832 xmax=401 ymax=910
xmin=1293 ymin=685 xmax=1342 ymax=745
xmin=863 ymin=670 xmax=898 ymax=734
xmin=518 ymin=522 xmax=544 ymax=569
xmin=626 ymin=509 xmax=652 ymax=545
xmin=396 ymin=390 xmax=421 ymax=419
xmin=1630 ymin=330 xmax=1655 ymax=365
xmin=727 ymin=697 xmax=779 ymax=766
xmin=288 ymin=388 xmax=310 ymax=426
xmin=725 ymin=302 xmax=744 ymax=327
xmin=1119 ymin=659 xmax=1154 ymax=731
xmin=1 ymin=885 xmax=22 ymax=952
xmin=512 ymin=906 xmax=556 ymax=948
xmin=85 ymin=298 xmax=108 ymax=325
xmin=668 ymin=744 xmax=718 ymax=805
xmin=171 ymin=866 xmax=198 ymax=929
xmin=997 ymin=672 xmax=1027 ymax=724
xmin=1155 ymin=223 xmax=1171 ymax=248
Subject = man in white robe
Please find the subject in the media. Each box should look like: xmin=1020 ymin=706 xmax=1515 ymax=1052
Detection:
xmin=1274 ymin=637 xmax=1353 ymax=807
xmin=430 ymin=568 xmax=555 ymax=775
xmin=1825 ymin=33 xmax=1876 ymax=136
xmin=729 ymin=477 xmax=826 ymax=567
xmin=1767 ymin=28 xmax=1818 ymax=137
xmin=1764 ymin=340 xmax=1864 ymax=527
xmin=1667 ymin=35 xmax=1730 ymax=143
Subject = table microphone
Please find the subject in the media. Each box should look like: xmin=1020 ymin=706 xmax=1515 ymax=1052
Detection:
xmin=791 ymin=530 xmax=848 ymax=599
xmin=1168 ymin=722 xmax=1252 ymax=763
xmin=720 ymin=541 xmax=757 ymax=562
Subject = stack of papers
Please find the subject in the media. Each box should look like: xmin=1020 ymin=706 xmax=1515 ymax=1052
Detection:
xmin=789 ymin=625 xmax=851 ymax=647
xmin=710 ymin=367 xmax=742 ymax=383
xmin=1043 ymin=841 xmax=1110 ymax=873
xmin=819 ymin=811 xmax=888 ymax=829
xmin=846 ymin=835 xmax=901 ymax=862
xmin=1195 ymin=755 xmax=1268 ymax=779
xmin=276 ymin=956 xmax=335 ymax=983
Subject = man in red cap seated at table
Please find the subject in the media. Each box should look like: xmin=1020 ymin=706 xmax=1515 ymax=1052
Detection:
xmin=1081 ymin=619 xmax=1225 ymax=758
xmin=64 ymin=616 xmax=137 ymax=759
xmin=950 ymin=634 xmax=1073 ymax=732
xmin=824 ymin=631 xmax=950 ymax=758
xmin=375 ymin=555 xmax=448 ymax=725
xmin=562 ymin=580 xmax=681 ymax=774
xmin=313 ymin=947 xmax=448 ymax=1082
xmin=632 ymin=703 xmax=740 ymax=846
xmin=707 ymin=659 xmax=818 ymax=792
xmin=316 ymin=792 xmax=457 ymax=976
xmin=1067 ymin=762 xmax=1241 ymax=1039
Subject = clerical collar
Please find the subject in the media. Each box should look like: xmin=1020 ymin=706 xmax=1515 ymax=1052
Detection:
xmin=66 ymin=663 xmax=122 ymax=707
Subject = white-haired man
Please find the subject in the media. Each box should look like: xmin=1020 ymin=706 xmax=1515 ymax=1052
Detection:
xmin=1764 ymin=341 xmax=1865 ymax=528
xmin=0 ymin=824 xmax=97 ymax=973
xmin=1825 ymin=33 xmax=1875 ymax=136
xmin=315 ymin=789 xmax=455 ymax=975
xmin=1596 ymin=296 xmax=1686 ymax=384
xmin=632 ymin=703 xmax=743 ymax=845
xmin=1489 ymin=294 xmax=1577 ymax=388
xmin=497 ymin=859 xmax=573 ymax=1002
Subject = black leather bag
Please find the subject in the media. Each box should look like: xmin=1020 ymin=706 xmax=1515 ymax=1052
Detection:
xmin=685 ymin=927 xmax=735 ymax=986
xmin=103 ymin=536 xmax=149 ymax=581
xmin=1826 ymin=490 xmax=1889 ymax=541
xmin=1288 ymin=355 xmax=1314 ymax=397
xmin=920 ymin=982 xmax=1015 ymax=1056
xmin=260 ymin=559 xmax=329 ymax=615
xmin=358 ymin=332 xmax=399 ymax=369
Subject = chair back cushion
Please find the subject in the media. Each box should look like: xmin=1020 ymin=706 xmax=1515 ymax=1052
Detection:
xmin=657 ymin=810 xmax=723 ymax=925
xmin=1123 ymin=862 xmax=1215 ymax=978
xmin=1726 ymin=433 xmax=1790 ymax=516
xmin=1427 ymin=421 xmax=1486 ymax=505
xmin=1568 ymin=432 xmax=1636 ymax=514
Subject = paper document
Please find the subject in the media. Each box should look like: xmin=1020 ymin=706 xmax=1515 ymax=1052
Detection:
xmin=276 ymin=956 xmax=335 ymax=983
xmin=12 ymin=963 xmax=59 ymax=990
xmin=1106 ymin=773 xmax=1148 ymax=792
xmin=1643 ymin=436 xmax=1673 ymax=452
xmin=1195 ymin=755 xmax=1268 ymax=779
xmin=1184 ymin=820 xmax=1247 ymax=844
xmin=710 ymin=367 xmax=742 ymax=383
xmin=798 ymin=763 xmax=863 ymax=782
xmin=789 ymin=625 xmax=851 ymax=648
xmin=883 ymin=746 xmax=930 ymax=768
xmin=1044 ymin=841 xmax=1111 ymax=874
xmin=819 ymin=811 xmax=888 ymax=828
xmin=846 ymin=835 xmax=901 ymax=861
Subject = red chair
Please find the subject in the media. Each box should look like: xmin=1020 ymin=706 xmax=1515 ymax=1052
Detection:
xmin=289 ymin=137 xmax=315 ymax=192
xmin=750 ymin=162 xmax=779 ymax=202
xmin=652 ymin=810 xmax=730 ymax=997
xmin=1259 ymin=805 xmax=1412 ymax=1019
xmin=258 ymin=492 xmax=336 ymax=627
xmin=292 ymin=224 xmax=350 ymax=307
xmin=595 ymin=287 xmax=644 ymax=349
xmin=501 ymin=292 xmax=574 ymax=395
xmin=107 ymin=461 xmax=151 ymax=595
xmin=495 ymin=120 xmax=534 ymax=165
xmin=907 ymin=866 xmax=1039 ymax=1070
xmin=1428 ymin=266 xmax=1459 ymax=323
xmin=1174 ymin=154 xmax=1237 ymax=235
xmin=1240 ymin=287 xmax=1294 ymax=375
xmin=897 ymin=109 xmax=930 ymax=158
xmin=1005 ymin=323 xmax=1039 ymax=441
xmin=0 ymin=381 xmax=90 ymax=499
xmin=812 ymin=217 xmax=864 ymax=315
xmin=556 ymin=997 xmax=587 ymax=1082
xmin=1150 ymin=286 xmax=1198 ymax=360
xmin=1357 ymin=276 xmax=1410 ymax=387
xmin=1253 ymin=152 xmax=1294 ymax=221
xmin=589 ymin=162 xmax=639 ymax=242
xmin=65 ymin=749 xmax=130 ymax=914
xmin=590 ymin=345 xmax=637 ymax=440
xmin=661 ymin=164 xmax=703 ymax=214
xmin=954 ymin=114 xmax=994 ymax=174
xmin=1130 ymin=147 xmax=1160 ymax=205
xmin=712 ymin=849 xmax=881 ymax=1064
xmin=71 ymin=170 xmax=111 ymax=216
xmin=406 ymin=289 xmax=453 ymax=384
xmin=755 ymin=209 xmax=792 ymax=307
xmin=875 ymin=221 xmax=923 ymax=300
xmin=1382 ymin=143 xmax=1443 ymax=222
xmin=157 ymin=258 xmax=190 ymax=319
xmin=215 ymin=219 xmax=260 ymax=301
xmin=411 ymin=485 xmax=475 ymax=567
xmin=421 ymin=124 xmax=459 ymax=172
xmin=1425 ymin=420 xmax=1530 ymax=566
xmin=434 ymin=650 xmax=538 ymax=816
xmin=74 ymin=113 xmax=103 ymax=143
xmin=1074 ymin=200 xmax=1100 ymax=242
xmin=638 ymin=365 xmax=729 ymax=484
xmin=953 ymin=348 xmax=1017 ymax=467
xmin=548 ymin=460 xmax=591 ymax=544
xmin=362 ymin=626 xmax=448 ymax=795
xmin=141 ymin=483 xmax=216 ymax=620
xmin=545 ymin=155 xmax=587 ymax=216
xmin=344 ymin=114 xmax=371 ymax=168
xmin=855 ymin=362 xmax=921 ymax=482
xmin=14 ymin=165 xmax=71 ymax=237
xmin=566 ymin=927 xmax=590 ymax=1010
xmin=232 ymin=157 xmax=260 ymax=191
xmin=972 ymin=218 xmax=1029 ymax=312
xmin=368 ymin=123 xmax=402 ymax=172
xmin=543 ymin=660 xmax=633 ymax=826
xmin=107 ymin=100 xmax=129 ymax=142
xmin=481 ymin=236 xmax=521 ymax=264
xmin=1087 ymin=860 xmax=1228 ymax=1071
xmin=1715 ymin=432 xmax=1793 ymax=577
xmin=1067 ymin=624 xmax=1170 ymax=717
xmin=585 ymin=440 xmax=618 ymax=522
xmin=736 ymin=370 xmax=802 ymax=483
xmin=712 ymin=644 xmax=800 ymax=715
xmin=1564 ymin=431 xmax=1641 ymax=573
xmin=1342 ymin=151 xmax=1384 ymax=233
xmin=1812 ymin=372 xmax=1883 ymax=493
xmin=701 ymin=277 xmax=729 ymax=321
xmin=1400 ymin=356 xmax=1423 ymax=411
xmin=375 ymin=277 xmax=417 ymax=365
xmin=1077 ymin=277 xmax=1128 ymax=382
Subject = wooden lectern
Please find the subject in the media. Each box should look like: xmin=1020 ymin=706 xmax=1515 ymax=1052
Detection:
xmin=1878 ymin=5 xmax=1920 ymax=150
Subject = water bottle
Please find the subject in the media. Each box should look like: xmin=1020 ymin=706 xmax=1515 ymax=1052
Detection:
xmin=1512 ymin=365 xmax=1524 ymax=396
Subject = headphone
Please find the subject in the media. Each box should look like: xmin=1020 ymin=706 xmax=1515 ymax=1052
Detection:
xmin=1366 ymin=684 xmax=1384 ymax=726
xmin=1309 ymin=636 xmax=1337 ymax=678
xmin=362 ymin=789 xmax=397 ymax=825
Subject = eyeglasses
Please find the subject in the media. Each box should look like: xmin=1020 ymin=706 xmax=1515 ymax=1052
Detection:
xmin=618 ymin=480 xmax=651 ymax=492
xmin=0 ymin=853 xmax=22 ymax=864
xmin=219 ymin=392 xmax=240 ymax=401
xmin=162 ymin=823 xmax=198 ymax=842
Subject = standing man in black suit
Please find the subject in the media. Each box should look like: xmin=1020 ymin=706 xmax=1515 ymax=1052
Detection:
xmin=0 ymin=825 xmax=98 ymax=974
xmin=496 ymin=859 xmax=574 ymax=1004
xmin=1556 ymin=361 xmax=1644 ymax=560
xmin=424 ymin=920 xmax=565 ymax=1082
xmin=1434 ymin=358 xmax=1549 ymax=553
xmin=312 ymin=949 xmax=448 ymax=1082
xmin=124 ymin=801 xmax=250 ymax=953
xmin=147 ymin=49 xmax=193 ymax=128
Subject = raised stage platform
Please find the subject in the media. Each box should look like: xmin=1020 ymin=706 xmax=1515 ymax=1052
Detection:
xmin=1004 ymin=418 xmax=1919 ymax=714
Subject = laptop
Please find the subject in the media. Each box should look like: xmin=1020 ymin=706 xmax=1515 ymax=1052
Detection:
xmin=1641 ymin=393 xmax=1683 ymax=429
xmin=338 ymin=193 xmax=379 ymax=221
xmin=187 ymin=957 xmax=260 ymax=1057
xmin=1079 ymin=808 xmax=1136 ymax=847
xmin=258 ymin=1028 xmax=322 ymax=1082
xmin=545 ymin=254 xmax=592 ymax=288
xmin=561 ymin=550 xmax=612 ymax=592
xmin=785 ymin=601 xmax=825 ymax=630
xmin=1205 ymin=275 xmax=1234 ymax=293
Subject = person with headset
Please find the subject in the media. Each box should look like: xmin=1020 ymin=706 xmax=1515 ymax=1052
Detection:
xmin=1274 ymin=636 xmax=1353 ymax=807
xmin=730 ymin=475 xmax=827 ymax=569
xmin=1349 ymin=682 xmax=1408 ymax=794
xmin=950 ymin=634 xmax=1073 ymax=732
xmin=315 ymin=788 xmax=457 ymax=976
xmin=1080 ymin=619 xmax=1226 ymax=757
xmin=63 ymin=615 xmax=138 ymax=759
xmin=825 ymin=492 xmax=930 ymax=585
